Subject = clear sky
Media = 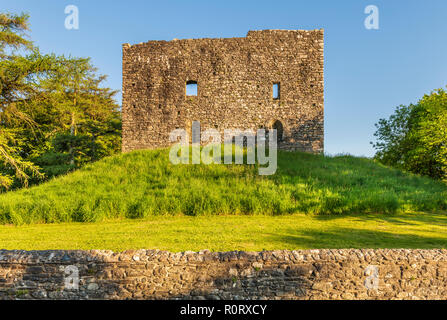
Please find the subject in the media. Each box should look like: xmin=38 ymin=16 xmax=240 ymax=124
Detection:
xmin=2 ymin=0 xmax=446 ymax=157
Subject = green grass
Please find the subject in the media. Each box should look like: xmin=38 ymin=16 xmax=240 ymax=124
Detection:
xmin=0 ymin=213 xmax=446 ymax=251
xmin=0 ymin=148 xmax=446 ymax=225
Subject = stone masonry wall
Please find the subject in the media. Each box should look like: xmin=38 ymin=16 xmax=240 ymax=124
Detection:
xmin=0 ymin=249 xmax=446 ymax=300
xmin=122 ymin=30 xmax=324 ymax=153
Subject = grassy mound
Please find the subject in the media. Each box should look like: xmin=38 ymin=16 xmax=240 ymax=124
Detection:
xmin=0 ymin=148 xmax=446 ymax=225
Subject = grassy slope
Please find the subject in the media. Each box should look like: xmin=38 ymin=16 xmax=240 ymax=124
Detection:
xmin=0 ymin=148 xmax=446 ymax=225
xmin=0 ymin=213 xmax=446 ymax=251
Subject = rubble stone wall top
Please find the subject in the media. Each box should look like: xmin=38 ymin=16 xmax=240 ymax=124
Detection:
xmin=1 ymin=249 xmax=446 ymax=300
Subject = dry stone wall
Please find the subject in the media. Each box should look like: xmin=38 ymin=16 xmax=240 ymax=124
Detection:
xmin=0 ymin=249 xmax=446 ymax=300
xmin=122 ymin=30 xmax=324 ymax=153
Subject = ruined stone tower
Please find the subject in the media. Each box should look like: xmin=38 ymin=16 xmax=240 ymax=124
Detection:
xmin=122 ymin=29 xmax=324 ymax=152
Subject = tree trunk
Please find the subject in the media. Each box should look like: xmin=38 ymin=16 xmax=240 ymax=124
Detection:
xmin=69 ymin=112 xmax=75 ymax=165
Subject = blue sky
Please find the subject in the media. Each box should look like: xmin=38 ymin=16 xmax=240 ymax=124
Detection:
xmin=2 ymin=0 xmax=446 ymax=157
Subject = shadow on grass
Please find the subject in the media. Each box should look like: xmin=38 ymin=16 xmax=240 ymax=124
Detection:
xmin=266 ymin=227 xmax=447 ymax=249
xmin=312 ymin=211 xmax=447 ymax=227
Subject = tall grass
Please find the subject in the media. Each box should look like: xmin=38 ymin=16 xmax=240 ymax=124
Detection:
xmin=0 ymin=148 xmax=446 ymax=225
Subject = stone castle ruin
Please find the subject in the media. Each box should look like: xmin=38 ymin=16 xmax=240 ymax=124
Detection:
xmin=122 ymin=29 xmax=324 ymax=153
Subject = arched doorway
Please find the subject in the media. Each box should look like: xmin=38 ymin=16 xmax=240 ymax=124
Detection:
xmin=271 ymin=120 xmax=284 ymax=142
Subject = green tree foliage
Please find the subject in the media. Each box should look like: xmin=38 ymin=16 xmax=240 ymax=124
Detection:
xmin=373 ymin=88 xmax=447 ymax=181
xmin=0 ymin=12 xmax=32 ymax=56
xmin=0 ymin=12 xmax=121 ymax=191
xmin=0 ymin=12 xmax=50 ymax=189
xmin=27 ymin=56 xmax=121 ymax=175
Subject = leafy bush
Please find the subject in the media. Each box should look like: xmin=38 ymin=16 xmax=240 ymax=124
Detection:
xmin=373 ymin=87 xmax=447 ymax=181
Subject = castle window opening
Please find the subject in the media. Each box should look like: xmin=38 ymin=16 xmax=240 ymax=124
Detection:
xmin=186 ymin=80 xmax=198 ymax=96
xmin=273 ymin=83 xmax=280 ymax=100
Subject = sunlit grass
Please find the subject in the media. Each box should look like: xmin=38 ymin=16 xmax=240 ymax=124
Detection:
xmin=0 ymin=213 xmax=446 ymax=251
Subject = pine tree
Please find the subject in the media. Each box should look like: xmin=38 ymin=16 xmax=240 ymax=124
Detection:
xmin=1 ymin=12 xmax=121 ymax=191
xmin=0 ymin=12 xmax=51 ymax=188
